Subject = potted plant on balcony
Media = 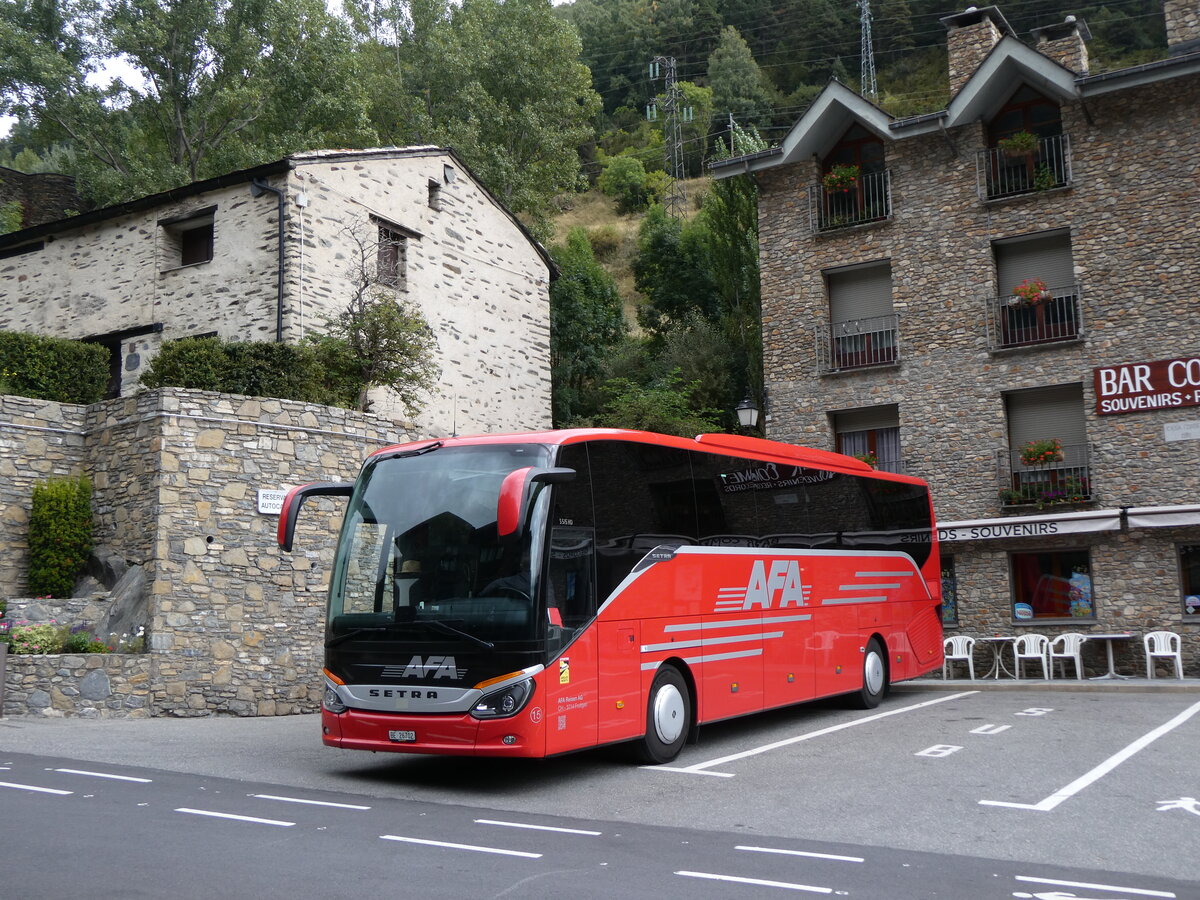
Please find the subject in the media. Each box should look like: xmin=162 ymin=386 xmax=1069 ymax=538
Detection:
xmin=1020 ymin=438 xmax=1064 ymax=466
xmin=997 ymin=130 xmax=1038 ymax=158
xmin=853 ymin=450 xmax=877 ymax=468
xmin=1010 ymin=277 xmax=1051 ymax=306
xmin=822 ymin=164 xmax=860 ymax=193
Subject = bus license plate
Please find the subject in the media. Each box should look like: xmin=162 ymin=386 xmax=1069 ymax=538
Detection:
xmin=388 ymin=730 xmax=416 ymax=742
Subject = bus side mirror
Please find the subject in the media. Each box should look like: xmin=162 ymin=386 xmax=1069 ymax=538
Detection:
xmin=497 ymin=467 xmax=576 ymax=541
xmin=278 ymin=482 xmax=354 ymax=551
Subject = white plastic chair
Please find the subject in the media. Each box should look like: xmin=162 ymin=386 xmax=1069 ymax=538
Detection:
xmin=943 ymin=636 xmax=976 ymax=680
xmin=1144 ymin=631 xmax=1183 ymax=679
xmin=1048 ymin=633 xmax=1086 ymax=680
xmin=1012 ymin=633 xmax=1049 ymax=679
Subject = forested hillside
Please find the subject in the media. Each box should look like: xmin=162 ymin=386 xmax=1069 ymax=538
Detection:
xmin=0 ymin=0 xmax=1173 ymax=433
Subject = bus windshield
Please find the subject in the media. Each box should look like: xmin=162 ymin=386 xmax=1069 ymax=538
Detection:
xmin=327 ymin=442 xmax=553 ymax=648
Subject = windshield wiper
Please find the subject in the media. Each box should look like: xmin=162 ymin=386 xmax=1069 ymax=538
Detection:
xmin=422 ymin=619 xmax=495 ymax=650
xmin=326 ymin=626 xmax=387 ymax=648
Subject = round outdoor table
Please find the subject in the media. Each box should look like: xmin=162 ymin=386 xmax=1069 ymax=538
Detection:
xmin=1085 ymin=632 xmax=1134 ymax=680
xmin=977 ymin=635 xmax=1017 ymax=679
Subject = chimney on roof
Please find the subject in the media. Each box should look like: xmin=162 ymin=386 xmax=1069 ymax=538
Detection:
xmin=1164 ymin=0 xmax=1200 ymax=56
xmin=1031 ymin=16 xmax=1091 ymax=75
xmin=940 ymin=6 xmax=1017 ymax=97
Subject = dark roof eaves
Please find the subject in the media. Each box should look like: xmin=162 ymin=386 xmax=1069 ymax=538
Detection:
xmin=0 ymin=158 xmax=292 ymax=249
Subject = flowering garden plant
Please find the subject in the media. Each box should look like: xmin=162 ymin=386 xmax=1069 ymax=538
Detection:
xmin=997 ymin=130 xmax=1038 ymax=156
xmin=853 ymin=451 xmax=877 ymax=468
xmin=1020 ymin=438 xmax=1064 ymax=466
xmin=1012 ymin=278 xmax=1050 ymax=306
xmin=822 ymin=164 xmax=860 ymax=193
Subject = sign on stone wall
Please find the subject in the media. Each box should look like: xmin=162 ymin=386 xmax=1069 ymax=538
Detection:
xmin=1165 ymin=421 xmax=1200 ymax=442
xmin=1094 ymin=356 xmax=1200 ymax=415
xmin=256 ymin=489 xmax=289 ymax=515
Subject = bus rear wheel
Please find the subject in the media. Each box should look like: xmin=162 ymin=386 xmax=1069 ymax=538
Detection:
xmin=636 ymin=665 xmax=690 ymax=764
xmin=852 ymin=638 xmax=888 ymax=709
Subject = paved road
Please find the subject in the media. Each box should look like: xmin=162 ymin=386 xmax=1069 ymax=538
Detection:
xmin=3 ymin=686 xmax=1199 ymax=896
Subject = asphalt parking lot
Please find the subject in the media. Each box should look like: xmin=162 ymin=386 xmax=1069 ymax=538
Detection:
xmin=3 ymin=684 xmax=1198 ymax=884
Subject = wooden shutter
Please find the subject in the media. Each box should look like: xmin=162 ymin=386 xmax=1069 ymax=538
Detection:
xmin=833 ymin=405 xmax=899 ymax=433
xmin=995 ymin=231 xmax=1074 ymax=295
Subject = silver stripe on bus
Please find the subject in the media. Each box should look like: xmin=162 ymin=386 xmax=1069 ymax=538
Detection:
xmin=641 ymin=631 xmax=784 ymax=654
xmin=856 ymin=570 xmax=915 ymax=577
xmin=641 ymin=648 xmax=764 ymax=671
xmin=820 ymin=596 xmax=888 ymax=605
xmin=838 ymin=583 xmax=902 ymax=590
xmin=664 ymin=614 xmax=813 ymax=632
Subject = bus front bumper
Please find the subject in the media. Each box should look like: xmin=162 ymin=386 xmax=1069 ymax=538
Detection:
xmin=322 ymin=707 xmax=543 ymax=757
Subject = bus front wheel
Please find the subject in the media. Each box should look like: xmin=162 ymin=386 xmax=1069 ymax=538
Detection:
xmin=637 ymin=665 xmax=690 ymax=764
xmin=852 ymin=638 xmax=888 ymax=709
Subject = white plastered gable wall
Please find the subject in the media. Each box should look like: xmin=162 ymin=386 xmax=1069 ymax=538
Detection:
xmin=284 ymin=150 xmax=552 ymax=438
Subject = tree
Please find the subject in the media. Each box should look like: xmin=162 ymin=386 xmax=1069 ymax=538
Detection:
xmin=595 ymin=370 xmax=721 ymax=437
xmin=706 ymin=26 xmax=775 ymax=130
xmin=632 ymin=204 xmax=719 ymax=340
xmin=1 ymin=0 xmax=376 ymax=205
xmin=359 ymin=0 xmax=600 ymax=227
xmin=329 ymin=224 xmax=440 ymax=416
xmin=549 ymin=227 xmax=627 ymax=426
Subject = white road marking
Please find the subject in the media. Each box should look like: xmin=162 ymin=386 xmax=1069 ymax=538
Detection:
xmin=54 ymin=768 xmax=152 ymax=783
xmin=916 ymin=744 xmax=963 ymax=758
xmin=1015 ymin=874 xmax=1176 ymax=898
xmin=0 ymin=781 xmax=72 ymax=795
xmin=676 ymin=870 xmax=834 ymax=893
xmin=380 ymin=834 xmax=542 ymax=858
xmin=654 ymin=692 xmax=978 ymax=776
xmin=981 ymin=698 xmax=1200 ymax=812
xmin=174 ymin=808 xmax=295 ymax=827
xmin=250 ymin=793 xmax=371 ymax=810
xmin=970 ymin=724 xmax=1012 ymax=735
xmin=474 ymin=818 xmax=601 ymax=835
xmin=737 ymin=845 xmax=864 ymax=863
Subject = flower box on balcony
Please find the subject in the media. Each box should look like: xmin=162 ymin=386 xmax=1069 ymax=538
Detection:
xmin=1019 ymin=438 xmax=1063 ymax=466
xmin=822 ymin=164 xmax=860 ymax=193
xmin=1010 ymin=278 xmax=1051 ymax=307
xmin=997 ymin=130 xmax=1038 ymax=158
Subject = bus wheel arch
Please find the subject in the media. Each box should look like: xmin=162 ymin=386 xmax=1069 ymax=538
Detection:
xmin=636 ymin=661 xmax=694 ymax=764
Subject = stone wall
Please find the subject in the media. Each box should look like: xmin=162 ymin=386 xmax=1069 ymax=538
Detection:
xmin=0 ymin=395 xmax=88 ymax=597
xmin=0 ymin=168 xmax=81 ymax=228
xmin=2 ymin=649 xmax=153 ymax=718
xmin=2 ymin=387 xmax=411 ymax=717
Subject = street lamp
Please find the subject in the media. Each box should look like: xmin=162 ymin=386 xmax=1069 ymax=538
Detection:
xmin=735 ymin=394 xmax=759 ymax=430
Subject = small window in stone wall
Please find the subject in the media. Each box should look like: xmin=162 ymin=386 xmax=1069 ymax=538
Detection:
xmin=940 ymin=557 xmax=959 ymax=625
xmin=1009 ymin=548 xmax=1093 ymax=620
xmin=159 ymin=206 xmax=216 ymax=270
xmin=1179 ymin=545 xmax=1200 ymax=617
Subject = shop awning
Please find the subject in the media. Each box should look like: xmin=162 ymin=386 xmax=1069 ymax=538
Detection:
xmin=937 ymin=509 xmax=1123 ymax=542
xmin=1126 ymin=505 xmax=1200 ymax=528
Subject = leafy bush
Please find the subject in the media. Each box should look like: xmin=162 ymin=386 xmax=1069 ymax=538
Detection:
xmin=9 ymin=623 xmax=66 ymax=655
xmin=598 ymin=155 xmax=653 ymax=214
xmin=28 ymin=476 xmax=94 ymax=598
xmin=62 ymin=628 xmax=111 ymax=653
xmin=0 ymin=331 xmax=110 ymax=404
xmin=586 ymin=224 xmax=622 ymax=259
xmin=141 ymin=336 xmax=352 ymax=407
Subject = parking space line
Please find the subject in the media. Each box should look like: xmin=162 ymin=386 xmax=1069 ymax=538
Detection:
xmin=676 ymin=870 xmax=835 ymax=894
xmin=1015 ymin=874 xmax=1176 ymax=898
xmin=737 ymin=845 xmax=864 ymax=863
xmin=981 ymin=698 xmax=1200 ymax=813
xmin=250 ymin=793 xmax=371 ymax=810
xmin=655 ymin=692 xmax=978 ymax=776
xmin=475 ymin=818 xmax=602 ymax=835
xmin=380 ymin=834 xmax=542 ymax=858
xmin=54 ymin=768 xmax=153 ymax=783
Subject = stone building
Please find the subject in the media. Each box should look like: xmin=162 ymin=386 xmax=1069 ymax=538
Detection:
xmin=0 ymin=147 xmax=554 ymax=436
xmin=0 ymin=167 xmax=81 ymax=228
xmin=711 ymin=4 xmax=1200 ymax=674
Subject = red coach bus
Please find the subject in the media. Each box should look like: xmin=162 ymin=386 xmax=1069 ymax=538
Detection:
xmin=278 ymin=429 xmax=943 ymax=764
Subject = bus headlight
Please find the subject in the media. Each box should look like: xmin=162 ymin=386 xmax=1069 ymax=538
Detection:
xmin=323 ymin=685 xmax=348 ymax=714
xmin=470 ymin=678 xmax=533 ymax=719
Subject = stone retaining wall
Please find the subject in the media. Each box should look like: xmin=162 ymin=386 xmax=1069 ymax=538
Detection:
xmin=2 ymin=387 xmax=410 ymax=717
xmin=1 ymin=648 xmax=153 ymax=718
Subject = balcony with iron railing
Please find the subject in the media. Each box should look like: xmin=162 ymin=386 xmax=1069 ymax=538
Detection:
xmin=997 ymin=440 xmax=1092 ymax=508
xmin=985 ymin=284 xmax=1084 ymax=351
xmin=816 ymin=314 xmax=900 ymax=374
xmin=976 ymin=133 xmax=1072 ymax=201
xmin=810 ymin=169 xmax=892 ymax=233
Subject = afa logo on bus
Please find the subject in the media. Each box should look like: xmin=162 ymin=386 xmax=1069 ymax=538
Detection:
xmin=717 ymin=559 xmax=809 ymax=611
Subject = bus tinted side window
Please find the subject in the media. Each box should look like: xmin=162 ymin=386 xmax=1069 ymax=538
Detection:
xmin=692 ymin=453 xmax=758 ymax=546
xmin=549 ymin=443 xmax=597 ymax=636
xmin=588 ymin=440 xmax=698 ymax=600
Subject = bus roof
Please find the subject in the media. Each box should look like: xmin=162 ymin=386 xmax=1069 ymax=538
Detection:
xmin=366 ymin=429 xmax=927 ymax=486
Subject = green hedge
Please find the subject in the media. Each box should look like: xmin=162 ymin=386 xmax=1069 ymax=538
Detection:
xmin=28 ymin=476 xmax=93 ymax=599
xmin=0 ymin=331 xmax=110 ymax=404
xmin=140 ymin=336 xmax=359 ymax=408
